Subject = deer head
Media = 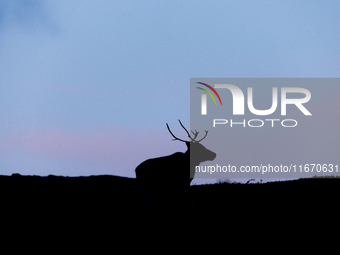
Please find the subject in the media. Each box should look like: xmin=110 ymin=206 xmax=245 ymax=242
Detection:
xmin=166 ymin=120 xmax=216 ymax=184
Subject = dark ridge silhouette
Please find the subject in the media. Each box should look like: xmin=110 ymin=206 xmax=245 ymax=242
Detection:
xmin=1 ymin=171 xmax=339 ymax=229
xmin=135 ymin=120 xmax=216 ymax=197
xmin=1 ymin=173 xmax=339 ymax=207
xmin=0 ymin=173 xmax=139 ymax=205
xmin=189 ymin=177 xmax=340 ymax=211
xmin=0 ymin=173 xmax=186 ymax=239
xmin=5 ymin=173 xmax=336 ymax=247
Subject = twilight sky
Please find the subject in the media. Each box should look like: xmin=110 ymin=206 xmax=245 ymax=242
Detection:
xmin=0 ymin=0 xmax=339 ymax=184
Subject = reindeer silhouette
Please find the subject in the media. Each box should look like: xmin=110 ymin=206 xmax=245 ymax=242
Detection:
xmin=135 ymin=120 xmax=216 ymax=191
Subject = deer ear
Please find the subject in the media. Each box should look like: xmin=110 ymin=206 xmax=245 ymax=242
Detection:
xmin=185 ymin=142 xmax=190 ymax=149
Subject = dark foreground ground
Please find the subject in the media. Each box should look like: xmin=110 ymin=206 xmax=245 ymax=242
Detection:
xmin=1 ymin=174 xmax=338 ymax=245
xmin=1 ymin=173 xmax=339 ymax=208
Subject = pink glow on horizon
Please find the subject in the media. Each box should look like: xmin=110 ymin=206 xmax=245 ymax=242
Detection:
xmin=0 ymin=128 xmax=187 ymax=176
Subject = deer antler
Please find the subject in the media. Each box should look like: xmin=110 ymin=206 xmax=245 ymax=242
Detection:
xmin=195 ymin=130 xmax=208 ymax=143
xmin=178 ymin=120 xmax=202 ymax=142
xmin=190 ymin=130 xmax=199 ymax=141
xmin=178 ymin=119 xmax=193 ymax=140
xmin=166 ymin=123 xmax=190 ymax=143
xmin=166 ymin=120 xmax=209 ymax=143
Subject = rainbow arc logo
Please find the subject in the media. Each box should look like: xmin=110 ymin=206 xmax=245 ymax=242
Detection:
xmin=196 ymin=82 xmax=222 ymax=106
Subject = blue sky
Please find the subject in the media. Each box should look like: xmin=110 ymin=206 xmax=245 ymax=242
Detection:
xmin=0 ymin=0 xmax=339 ymax=183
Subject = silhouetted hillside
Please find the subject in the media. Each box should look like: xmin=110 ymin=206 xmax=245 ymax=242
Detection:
xmin=1 ymin=173 xmax=339 ymax=209
xmin=0 ymin=173 xmax=144 ymax=206
xmin=1 ymin=173 xmax=339 ymax=239
xmin=190 ymin=177 xmax=340 ymax=210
